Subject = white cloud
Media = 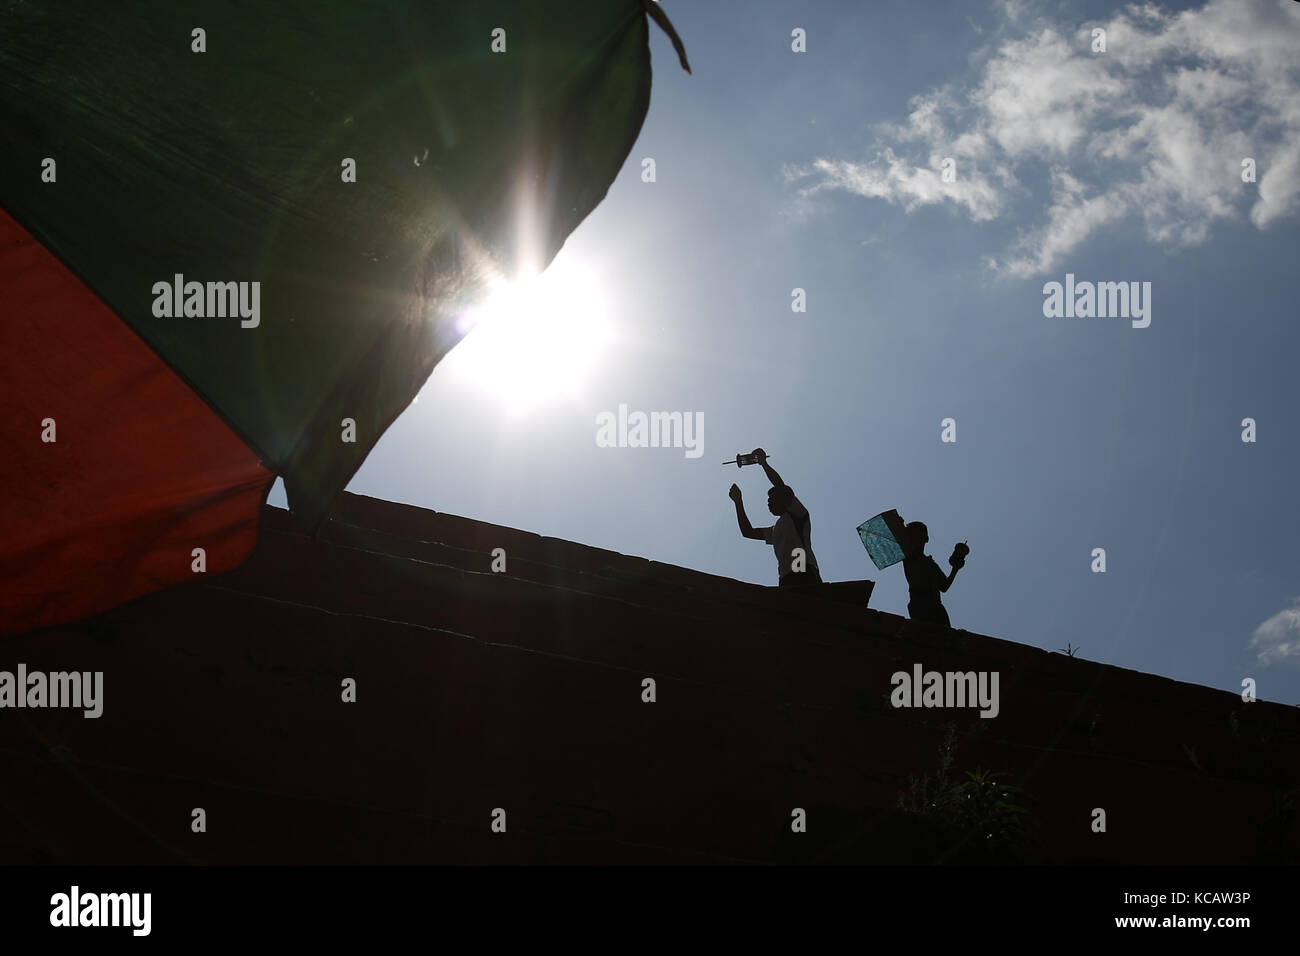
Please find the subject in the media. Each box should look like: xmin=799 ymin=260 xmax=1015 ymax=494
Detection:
xmin=786 ymin=0 xmax=1300 ymax=276
xmin=1250 ymin=597 xmax=1300 ymax=667
xmin=795 ymin=149 xmax=1004 ymax=221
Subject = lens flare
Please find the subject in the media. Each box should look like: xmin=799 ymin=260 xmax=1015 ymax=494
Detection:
xmin=443 ymin=258 xmax=611 ymax=412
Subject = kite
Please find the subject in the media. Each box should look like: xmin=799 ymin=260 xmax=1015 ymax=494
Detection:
xmin=857 ymin=509 xmax=910 ymax=571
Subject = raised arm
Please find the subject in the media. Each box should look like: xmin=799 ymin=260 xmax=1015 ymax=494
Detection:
xmin=752 ymin=448 xmax=784 ymax=488
xmin=938 ymin=542 xmax=968 ymax=592
xmin=729 ymin=484 xmax=766 ymax=540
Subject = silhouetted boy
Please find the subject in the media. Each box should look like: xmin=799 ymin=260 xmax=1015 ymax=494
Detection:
xmin=902 ymin=521 xmax=967 ymax=627
xmin=728 ymin=448 xmax=822 ymax=587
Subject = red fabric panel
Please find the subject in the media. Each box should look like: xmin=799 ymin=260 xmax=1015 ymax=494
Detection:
xmin=0 ymin=208 xmax=273 ymax=635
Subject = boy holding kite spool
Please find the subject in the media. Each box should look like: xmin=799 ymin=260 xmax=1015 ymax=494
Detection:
xmin=857 ymin=510 xmax=970 ymax=628
xmin=901 ymin=522 xmax=968 ymax=629
xmin=727 ymin=448 xmax=822 ymax=587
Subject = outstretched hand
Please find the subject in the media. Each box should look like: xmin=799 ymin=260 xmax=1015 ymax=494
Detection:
xmin=728 ymin=483 xmax=743 ymax=502
xmin=949 ymin=541 xmax=970 ymax=569
xmin=750 ymin=447 xmax=767 ymax=463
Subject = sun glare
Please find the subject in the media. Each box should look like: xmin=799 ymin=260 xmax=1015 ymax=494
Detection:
xmin=444 ymin=259 xmax=611 ymax=412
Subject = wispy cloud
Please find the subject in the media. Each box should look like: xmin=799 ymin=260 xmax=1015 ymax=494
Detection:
xmin=1250 ymin=597 xmax=1300 ymax=667
xmin=786 ymin=0 xmax=1300 ymax=277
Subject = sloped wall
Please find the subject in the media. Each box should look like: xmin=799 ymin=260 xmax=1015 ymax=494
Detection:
xmin=2 ymin=492 xmax=1296 ymax=863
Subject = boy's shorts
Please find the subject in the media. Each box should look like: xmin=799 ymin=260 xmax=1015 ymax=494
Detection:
xmin=779 ymin=569 xmax=823 ymax=588
xmin=907 ymin=601 xmax=951 ymax=628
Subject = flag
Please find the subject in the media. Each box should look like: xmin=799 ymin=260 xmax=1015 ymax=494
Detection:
xmin=0 ymin=0 xmax=668 ymax=634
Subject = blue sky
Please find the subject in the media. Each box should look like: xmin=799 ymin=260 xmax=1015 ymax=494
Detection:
xmin=272 ymin=0 xmax=1300 ymax=704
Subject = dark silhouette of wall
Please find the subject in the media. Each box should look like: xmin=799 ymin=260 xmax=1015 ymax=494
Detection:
xmin=2 ymin=492 xmax=1296 ymax=864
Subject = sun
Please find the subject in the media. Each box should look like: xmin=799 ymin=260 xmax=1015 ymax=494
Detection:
xmin=442 ymin=257 xmax=611 ymax=412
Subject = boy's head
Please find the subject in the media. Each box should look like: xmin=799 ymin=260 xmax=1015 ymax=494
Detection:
xmin=767 ymin=484 xmax=794 ymax=516
xmin=905 ymin=521 xmax=929 ymax=554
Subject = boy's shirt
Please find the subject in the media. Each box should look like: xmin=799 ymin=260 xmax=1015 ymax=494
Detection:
xmin=761 ymin=492 xmax=820 ymax=579
xmin=903 ymin=553 xmax=946 ymax=607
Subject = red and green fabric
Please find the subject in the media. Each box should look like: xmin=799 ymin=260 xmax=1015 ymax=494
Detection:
xmin=1 ymin=0 xmax=680 ymax=635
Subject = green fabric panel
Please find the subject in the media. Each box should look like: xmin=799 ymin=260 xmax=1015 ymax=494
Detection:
xmin=0 ymin=0 xmax=652 ymax=523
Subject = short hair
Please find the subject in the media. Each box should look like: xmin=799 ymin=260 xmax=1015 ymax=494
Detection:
xmin=905 ymin=521 xmax=928 ymax=542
